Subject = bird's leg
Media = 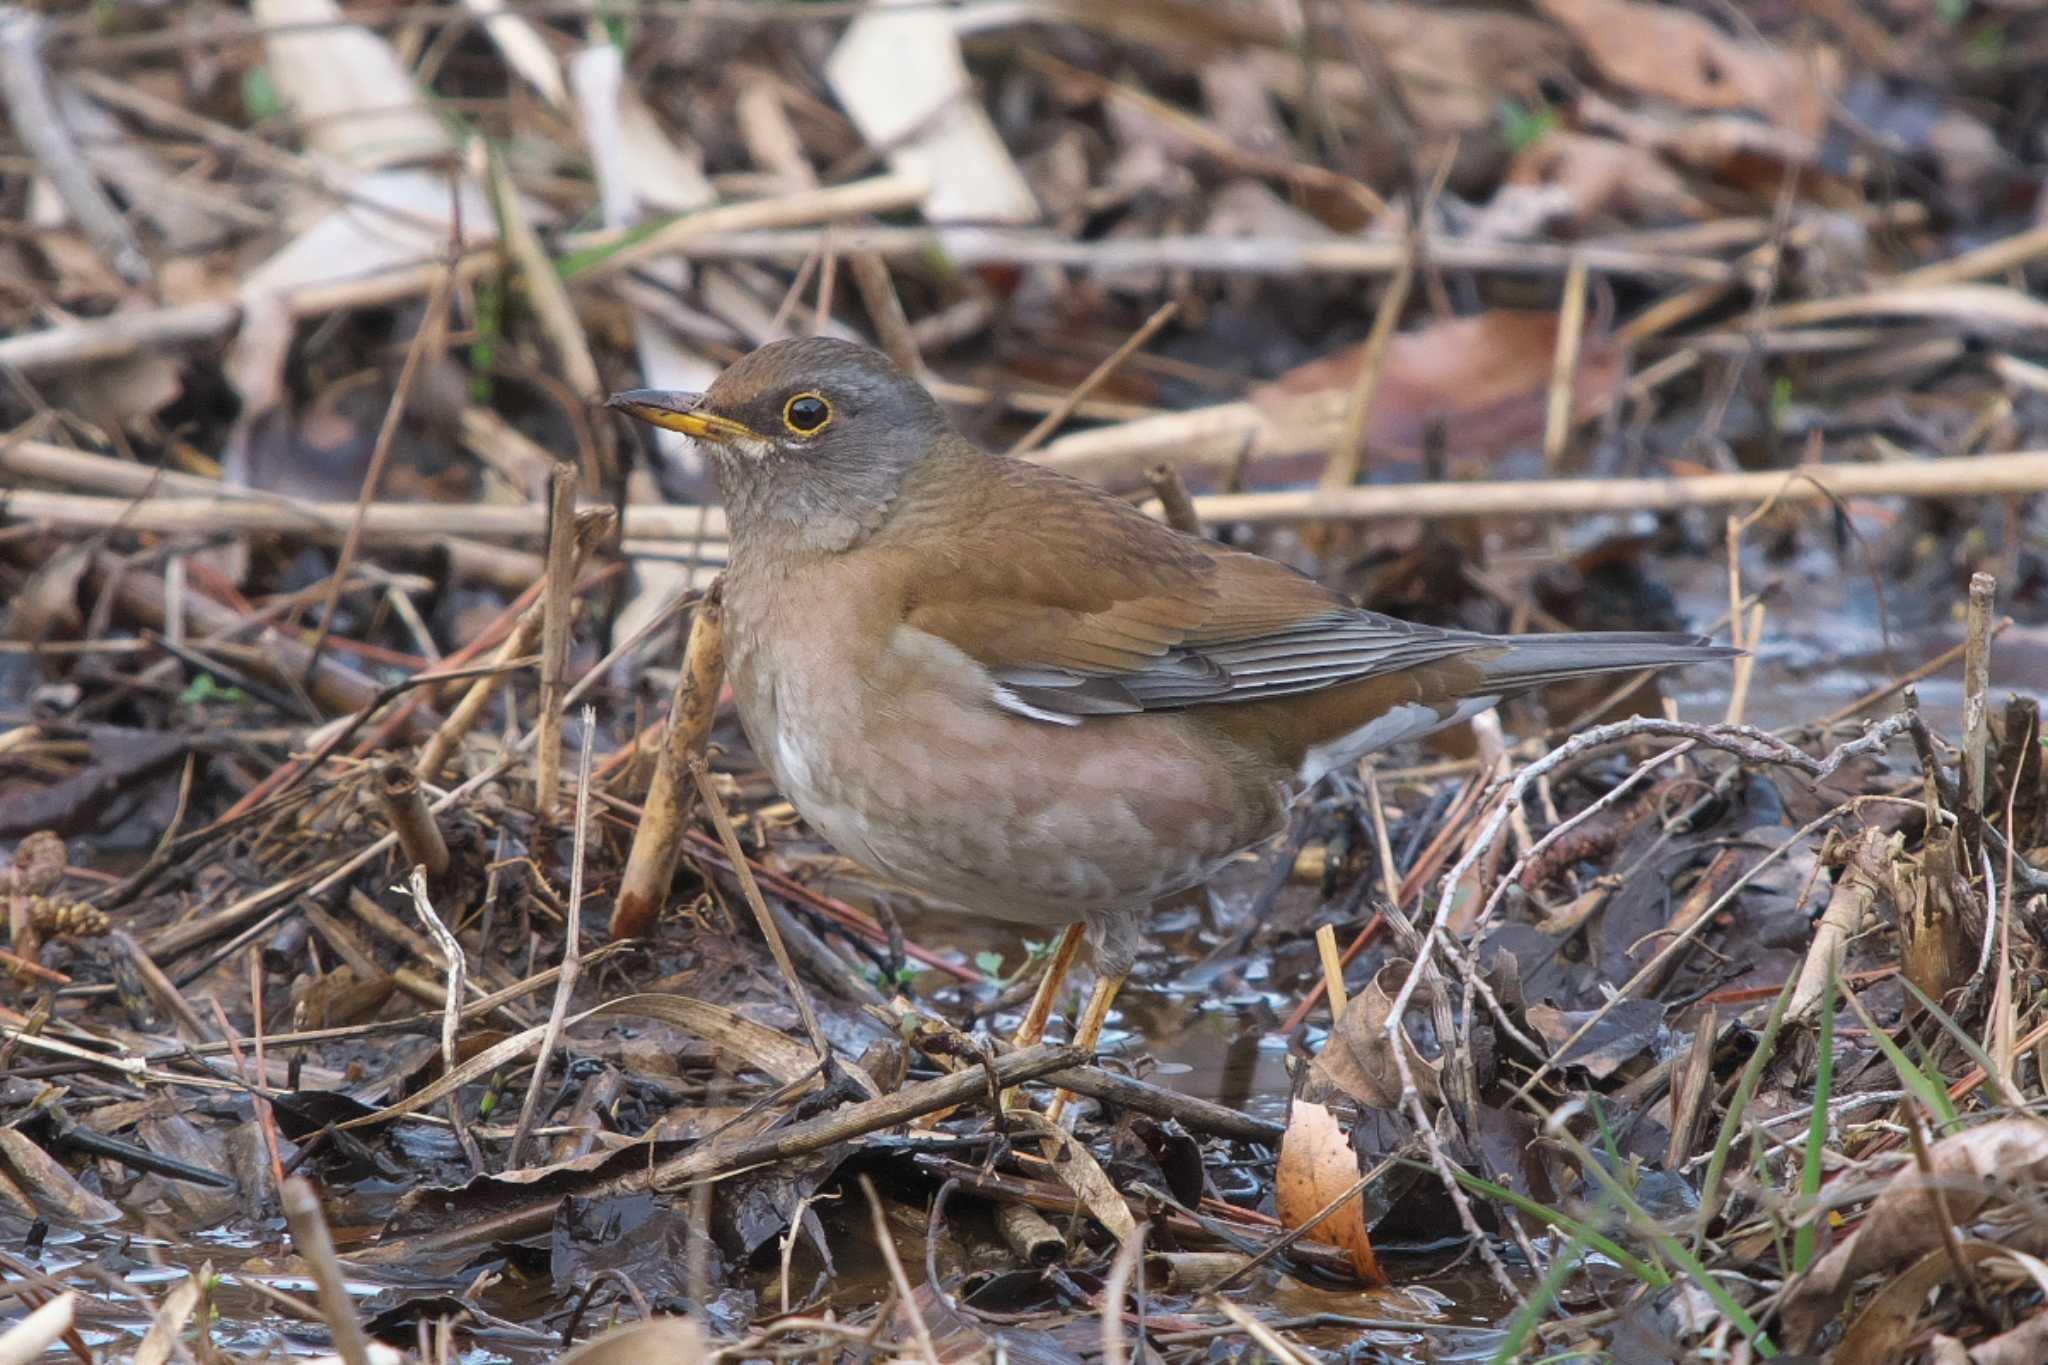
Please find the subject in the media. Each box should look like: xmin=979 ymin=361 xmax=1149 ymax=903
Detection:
xmin=1046 ymin=912 xmax=1137 ymax=1124
xmin=1010 ymin=920 xmax=1086 ymax=1050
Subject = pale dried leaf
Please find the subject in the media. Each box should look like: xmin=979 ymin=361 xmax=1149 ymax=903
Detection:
xmin=0 ymin=1128 xmax=121 ymax=1225
xmin=1010 ymin=1109 xmax=1139 ymax=1245
xmin=826 ymin=5 xmax=1038 ymax=251
xmin=552 ymin=1315 xmax=704 ymax=1365
xmin=1274 ymin=1098 xmax=1385 ymax=1284
xmin=1535 ymin=0 xmax=1840 ymax=137
xmin=134 ymin=1272 xmax=202 ymax=1365
xmin=1784 ymin=1117 xmax=2048 ymax=1350
xmin=1306 ymin=960 xmax=1441 ymax=1110
xmin=254 ymin=0 xmax=451 ymax=170
xmin=0 ymin=1293 xmax=75 ymax=1365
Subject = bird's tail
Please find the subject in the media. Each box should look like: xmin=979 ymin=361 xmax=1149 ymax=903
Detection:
xmin=1472 ymin=632 xmax=1741 ymax=692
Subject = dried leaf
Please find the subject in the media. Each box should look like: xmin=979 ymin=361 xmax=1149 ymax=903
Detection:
xmin=6 ymin=831 xmax=68 ymax=896
xmin=1525 ymin=999 xmax=1665 ymax=1081
xmin=1783 ymin=1117 xmax=2048 ymax=1349
xmin=1252 ymin=311 xmax=1621 ymax=467
xmin=1010 ymin=1109 xmax=1138 ymax=1245
xmin=133 ymin=1272 xmax=202 ymax=1365
xmin=1274 ymin=1098 xmax=1385 ymax=1285
xmin=1306 ymin=960 xmax=1442 ymax=1111
xmin=1535 ymin=0 xmax=1840 ymax=137
xmin=0 ymin=1128 xmax=121 ymax=1225
xmin=551 ymin=1313 xmax=705 ymax=1364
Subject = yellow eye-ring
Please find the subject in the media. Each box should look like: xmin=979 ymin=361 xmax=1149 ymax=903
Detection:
xmin=782 ymin=392 xmax=832 ymax=435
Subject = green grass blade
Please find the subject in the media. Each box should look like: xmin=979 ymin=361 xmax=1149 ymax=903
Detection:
xmin=1840 ymin=985 xmax=1958 ymax=1126
xmin=1792 ymin=962 xmax=1835 ymax=1274
xmin=1416 ymin=1160 xmax=1668 ymax=1289
xmin=1695 ymin=971 xmax=1799 ymax=1249
xmin=1899 ymin=976 xmax=2013 ymax=1109
xmin=1491 ymin=1232 xmax=1585 ymax=1365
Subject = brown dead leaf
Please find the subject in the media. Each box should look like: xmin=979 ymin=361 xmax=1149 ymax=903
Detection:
xmin=1834 ymin=1242 xmax=2005 ymax=1364
xmin=1274 ymin=1097 xmax=1386 ymax=1285
xmin=1496 ymin=131 xmax=1710 ymax=231
xmin=1535 ymin=0 xmax=1841 ymax=138
xmin=1305 ymin=960 xmax=1442 ymax=1111
xmin=3 ymin=544 xmax=88 ymax=647
xmin=1010 ymin=1108 xmax=1138 ymax=1245
xmin=1251 ymin=311 xmax=1620 ymax=468
xmin=0 ymin=1128 xmax=122 ymax=1225
xmin=1783 ymin=1117 xmax=2048 ymax=1350
xmin=552 ymin=1315 xmax=704 ymax=1365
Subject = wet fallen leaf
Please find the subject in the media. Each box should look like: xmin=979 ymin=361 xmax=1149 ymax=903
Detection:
xmin=1525 ymin=999 xmax=1665 ymax=1081
xmin=1010 ymin=1108 xmax=1138 ymax=1244
xmin=1306 ymin=960 xmax=1442 ymax=1111
xmin=1274 ymin=1097 xmax=1385 ymax=1285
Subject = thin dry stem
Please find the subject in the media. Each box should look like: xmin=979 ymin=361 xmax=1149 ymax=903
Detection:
xmin=613 ymin=583 xmax=727 ymax=940
xmin=280 ymin=1177 xmax=373 ymax=1365
xmin=534 ymin=463 xmax=582 ymax=821
xmin=509 ymin=711 xmax=598 ymax=1167
xmin=691 ymin=756 xmax=833 ymax=1067
xmin=1962 ymin=571 xmax=1997 ymax=815
xmin=1543 ymin=254 xmax=1591 ymax=471
xmin=376 ymin=761 xmax=451 ymax=884
xmin=1010 ymin=301 xmax=1181 ymax=456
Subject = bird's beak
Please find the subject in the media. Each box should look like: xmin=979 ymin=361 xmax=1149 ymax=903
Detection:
xmin=605 ymin=389 xmax=763 ymax=446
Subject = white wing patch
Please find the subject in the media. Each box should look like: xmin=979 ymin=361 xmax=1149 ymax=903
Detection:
xmin=994 ymin=685 xmax=1082 ymax=726
xmin=1298 ymin=695 xmax=1501 ymax=787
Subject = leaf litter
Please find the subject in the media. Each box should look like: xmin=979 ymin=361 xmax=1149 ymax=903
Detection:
xmin=1 ymin=1 xmax=2048 ymax=1363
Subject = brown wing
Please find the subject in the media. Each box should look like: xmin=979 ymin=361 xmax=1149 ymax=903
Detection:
xmin=896 ymin=454 xmax=1488 ymax=721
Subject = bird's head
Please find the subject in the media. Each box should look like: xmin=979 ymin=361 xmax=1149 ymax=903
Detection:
xmin=608 ymin=337 xmax=949 ymax=550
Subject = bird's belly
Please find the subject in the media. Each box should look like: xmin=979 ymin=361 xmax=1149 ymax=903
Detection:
xmin=736 ymin=646 xmax=1285 ymax=921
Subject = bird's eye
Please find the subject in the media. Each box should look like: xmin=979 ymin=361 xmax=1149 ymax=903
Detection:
xmin=782 ymin=393 xmax=832 ymax=435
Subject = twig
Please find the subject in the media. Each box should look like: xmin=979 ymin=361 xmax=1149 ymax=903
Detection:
xmin=848 ymin=252 xmax=923 ymax=375
xmin=1010 ymin=301 xmax=1180 ymax=456
xmin=416 ymin=508 xmax=615 ymax=780
xmin=691 ymin=757 xmax=833 ymax=1068
xmin=304 ymin=265 xmax=455 ymax=673
xmin=509 ymin=711 xmax=597 ymax=1167
xmin=860 ymin=1175 xmax=939 ymax=1365
xmin=405 ymin=866 xmax=478 ymax=1170
xmin=534 ymin=463 xmax=581 ymax=821
xmin=375 ymin=762 xmax=450 ymax=884
xmin=1962 ymin=572 xmax=1996 ymax=815
xmin=1544 ymin=254 xmax=1591 ymax=471
xmin=648 ymin=1044 xmax=1084 ymax=1188
xmin=1144 ymin=462 xmax=1202 ymax=536
xmin=1101 ymin=1222 xmax=1149 ymax=1365
xmin=0 ymin=8 xmax=149 ymax=284
xmin=613 ymin=582 xmax=726 ymax=939
xmin=1210 ymin=1299 xmax=1314 ymax=1365
xmin=280 ymin=1177 xmax=373 ymax=1365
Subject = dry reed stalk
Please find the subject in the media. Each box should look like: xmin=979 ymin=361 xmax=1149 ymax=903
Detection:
xmin=691 ymin=757 xmax=833 ymax=1066
xmin=415 ymin=507 xmax=615 ymax=781
xmin=533 ymin=464 xmax=580 ymax=821
xmin=509 ymin=713 xmax=597 ymax=1168
xmin=280 ymin=1177 xmax=374 ymax=1365
xmin=848 ymin=251 xmax=922 ymax=375
xmin=1962 ymin=571 xmax=1997 ymax=815
xmin=375 ymin=762 xmax=450 ymax=884
xmin=1009 ymin=301 xmax=1181 ymax=456
xmin=1314 ymin=924 xmax=1347 ymax=1018
xmin=611 ymin=584 xmax=727 ymax=940
xmin=1306 ymin=244 xmax=1414 ymax=561
xmin=994 ymin=1203 xmax=1065 ymax=1265
xmin=1543 ymin=254 xmax=1591 ymax=471
xmin=1144 ymin=463 xmax=1201 ymax=536
xmin=1182 ymin=451 xmax=2048 ymax=524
